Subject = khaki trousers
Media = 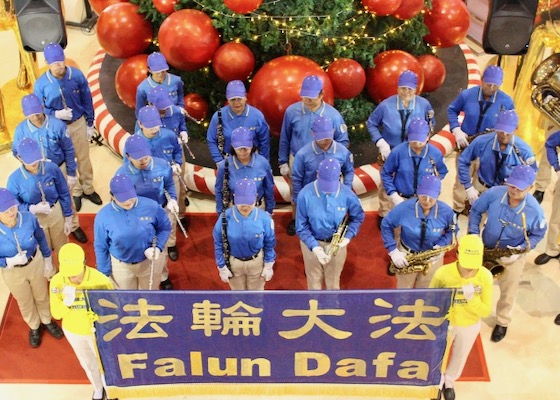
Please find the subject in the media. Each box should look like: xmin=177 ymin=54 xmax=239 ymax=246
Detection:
xmin=67 ymin=116 xmax=94 ymax=197
xmin=452 ymin=157 xmax=480 ymax=212
xmin=496 ymin=254 xmax=526 ymax=326
xmin=544 ymin=178 xmax=560 ymax=256
xmin=109 ymin=254 xmax=164 ymax=290
xmin=36 ymin=201 xmax=67 ymax=256
xmin=300 ymin=240 xmax=347 ymax=290
xmin=63 ymin=329 xmax=105 ymax=394
xmin=228 ymin=250 xmax=265 ymax=291
xmin=443 ymin=321 xmax=481 ymax=388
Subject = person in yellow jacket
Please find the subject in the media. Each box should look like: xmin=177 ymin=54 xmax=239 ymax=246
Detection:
xmin=49 ymin=243 xmax=117 ymax=400
xmin=429 ymin=234 xmax=493 ymax=400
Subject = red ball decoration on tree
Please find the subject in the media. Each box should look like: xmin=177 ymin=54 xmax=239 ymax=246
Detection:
xmin=366 ymin=50 xmax=424 ymax=104
xmin=158 ymin=9 xmax=221 ymax=71
xmin=115 ymin=54 xmax=149 ymax=109
xmin=212 ymin=42 xmax=256 ymax=82
xmin=393 ymin=0 xmax=424 ymax=20
xmin=153 ymin=0 xmax=177 ymax=15
xmin=424 ymin=0 xmax=470 ymax=47
xmin=97 ymin=3 xmax=152 ymax=59
xmin=224 ymin=0 xmax=262 ymax=14
xmin=327 ymin=58 xmax=366 ymax=99
xmin=361 ymin=0 xmax=402 ymax=16
xmin=417 ymin=54 xmax=446 ymax=93
xmin=88 ymin=0 xmax=128 ymax=16
xmin=248 ymin=56 xmax=334 ymax=137
xmin=183 ymin=93 xmax=209 ymax=122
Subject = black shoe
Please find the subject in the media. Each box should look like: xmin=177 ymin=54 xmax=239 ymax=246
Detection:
xmin=184 ymin=197 xmax=190 ymax=207
xmin=443 ymin=386 xmax=455 ymax=400
xmin=431 ymin=389 xmax=442 ymax=400
xmin=160 ymin=278 xmax=173 ymax=290
xmin=491 ymin=324 xmax=507 ymax=342
xmin=73 ymin=195 xmax=82 ymax=212
xmin=534 ymin=253 xmax=560 ymax=265
xmin=533 ymin=190 xmax=544 ymax=204
xmin=83 ymin=191 xmax=103 ymax=205
xmin=168 ymin=246 xmax=179 ymax=261
xmin=287 ymin=219 xmax=296 ymax=236
xmin=71 ymin=227 xmax=88 ymax=243
xmin=554 ymin=314 xmax=560 ymax=325
xmin=377 ymin=216 xmax=383 ymax=230
xmin=178 ymin=217 xmax=188 ymax=230
xmin=44 ymin=321 xmax=64 ymax=339
xmin=29 ymin=327 xmax=42 ymax=348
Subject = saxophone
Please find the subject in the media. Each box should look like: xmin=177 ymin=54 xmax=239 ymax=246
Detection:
xmin=326 ymin=215 xmax=348 ymax=257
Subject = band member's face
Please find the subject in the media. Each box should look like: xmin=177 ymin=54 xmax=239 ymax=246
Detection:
xmin=49 ymin=61 xmax=66 ymax=78
xmin=68 ymin=268 xmax=86 ymax=284
xmin=409 ymin=140 xmax=427 ymax=153
xmin=21 ymin=159 xmax=41 ymax=174
xmin=315 ymin=138 xmax=333 ymax=151
xmin=507 ymin=184 xmax=531 ymax=202
xmin=481 ymin=82 xmax=499 ymax=97
xmin=0 ymin=205 xmax=18 ymax=224
xmin=236 ymin=203 xmax=255 ymax=216
xmin=141 ymin=125 xmax=159 ymax=138
xmin=234 ymin=147 xmax=251 ymax=162
xmin=150 ymin=70 xmax=167 ymax=84
xmin=228 ymin=97 xmax=246 ymax=115
xmin=397 ymin=86 xmax=416 ymax=103
xmin=28 ymin=113 xmax=45 ymax=127
xmin=113 ymin=196 xmax=137 ymax=210
xmin=496 ymin=131 xmax=513 ymax=145
xmin=302 ymin=92 xmax=323 ymax=112
xmin=128 ymin=155 xmax=151 ymax=170
xmin=418 ymin=195 xmax=437 ymax=211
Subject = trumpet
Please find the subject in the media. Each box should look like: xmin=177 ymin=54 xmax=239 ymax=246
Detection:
xmin=327 ymin=215 xmax=348 ymax=257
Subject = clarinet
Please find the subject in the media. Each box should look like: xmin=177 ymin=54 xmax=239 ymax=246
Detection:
xmin=217 ymin=106 xmax=225 ymax=158
xmin=221 ymin=157 xmax=231 ymax=271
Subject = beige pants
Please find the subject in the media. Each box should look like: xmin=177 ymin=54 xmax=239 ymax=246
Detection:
xmin=544 ymin=178 xmax=560 ymax=256
xmin=228 ymin=250 xmax=265 ymax=291
xmin=63 ymin=329 xmax=105 ymax=394
xmin=452 ymin=157 xmax=480 ymax=212
xmin=67 ymin=116 xmax=94 ymax=197
xmin=443 ymin=321 xmax=481 ymax=388
xmin=300 ymin=240 xmax=347 ymax=290
xmin=496 ymin=253 xmax=526 ymax=326
xmin=377 ymin=182 xmax=392 ymax=218
xmin=175 ymin=163 xmax=187 ymax=215
xmin=59 ymin=162 xmax=81 ymax=232
xmin=109 ymin=254 xmax=164 ymax=290
xmin=36 ymin=201 xmax=67 ymax=256
xmin=1 ymin=251 xmax=51 ymax=330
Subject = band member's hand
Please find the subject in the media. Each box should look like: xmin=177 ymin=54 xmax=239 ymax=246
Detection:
xmin=217 ymin=266 xmax=233 ymax=283
xmin=171 ymin=163 xmax=182 ymax=176
xmin=86 ymin=125 xmax=95 ymax=140
xmin=499 ymin=253 xmax=521 ymax=264
xmin=312 ymin=247 xmax=331 ymax=265
xmin=5 ymin=251 xmax=28 ymax=269
xmin=29 ymin=202 xmax=52 ymax=215
xmin=462 ymin=283 xmax=475 ymax=300
xmin=43 ymin=256 xmax=55 ymax=279
xmin=166 ymin=199 xmax=179 ymax=213
xmin=67 ymin=175 xmax=78 ymax=188
xmin=62 ymin=285 xmax=76 ymax=306
xmin=63 ymin=216 xmax=73 ymax=236
xmin=389 ymin=192 xmax=405 ymax=206
xmin=465 ymin=186 xmax=479 ymax=204
xmin=261 ymin=262 xmax=274 ymax=281
xmin=55 ymin=108 xmax=73 ymax=121
xmin=376 ymin=138 xmax=391 ymax=160
xmin=452 ymin=127 xmax=469 ymax=148
xmin=339 ymin=237 xmax=350 ymax=248
xmin=279 ymin=163 xmax=290 ymax=177
xmin=389 ymin=249 xmax=408 ymax=268
xmin=179 ymin=131 xmax=189 ymax=144
xmin=144 ymin=247 xmax=161 ymax=261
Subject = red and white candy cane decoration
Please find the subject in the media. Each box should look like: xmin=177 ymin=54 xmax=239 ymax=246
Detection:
xmin=87 ymin=42 xmax=481 ymax=202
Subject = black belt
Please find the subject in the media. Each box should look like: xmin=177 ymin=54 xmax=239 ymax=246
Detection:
xmin=398 ymin=193 xmax=413 ymax=199
xmin=233 ymin=252 xmax=260 ymax=262
xmin=477 ymin=177 xmax=491 ymax=189
xmin=400 ymin=241 xmax=419 ymax=254
xmin=317 ymin=237 xmax=333 ymax=242
xmin=14 ymin=249 xmax=38 ymax=268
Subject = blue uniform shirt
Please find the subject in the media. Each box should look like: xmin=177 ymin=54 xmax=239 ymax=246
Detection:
xmin=135 ymin=74 xmax=185 ymax=117
xmin=93 ymin=197 xmax=171 ymax=276
xmin=0 ymin=211 xmax=51 ymax=267
xmin=279 ymin=101 xmax=349 ymax=164
xmin=296 ymin=181 xmax=364 ymax=251
xmin=207 ymin=104 xmax=271 ymax=163
xmin=133 ymin=129 xmax=182 ymax=166
xmin=545 ymin=130 xmax=560 ymax=171
xmin=212 ymin=207 xmax=276 ymax=268
xmin=292 ymin=141 xmax=354 ymax=203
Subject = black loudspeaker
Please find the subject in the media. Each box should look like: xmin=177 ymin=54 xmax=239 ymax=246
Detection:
xmin=482 ymin=0 xmax=539 ymax=55
xmin=14 ymin=0 xmax=67 ymax=52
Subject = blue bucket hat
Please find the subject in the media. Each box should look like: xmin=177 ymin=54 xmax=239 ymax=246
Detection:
xmin=317 ymin=158 xmax=341 ymax=193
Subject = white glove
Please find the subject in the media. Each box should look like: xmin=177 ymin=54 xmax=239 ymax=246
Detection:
xmin=218 ymin=266 xmax=233 ymax=283
xmin=166 ymin=199 xmax=179 ymax=213
xmin=5 ymin=251 xmax=28 ymax=269
xmin=312 ymin=246 xmax=332 ymax=265
xmin=462 ymin=283 xmax=475 ymax=301
xmin=452 ymin=127 xmax=469 ymax=148
xmin=63 ymin=216 xmax=73 ymax=236
xmin=279 ymin=163 xmax=290 ymax=177
xmin=261 ymin=262 xmax=274 ymax=281
xmin=29 ymin=202 xmax=52 ymax=215
xmin=376 ymin=138 xmax=391 ymax=160
xmin=179 ymin=107 xmax=189 ymax=117
xmin=62 ymin=285 xmax=76 ymax=306
xmin=500 ymin=253 xmax=521 ymax=264
xmin=179 ymin=131 xmax=189 ymax=144
xmin=389 ymin=192 xmax=405 ymax=206
xmin=86 ymin=126 xmax=95 ymax=140
xmin=144 ymin=247 xmax=161 ymax=261
xmin=466 ymin=186 xmax=479 ymax=204
xmin=428 ymin=244 xmax=444 ymax=263
xmin=171 ymin=163 xmax=182 ymax=175
xmin=43 ymin=256 xmax=55 ymax=279
xmin=54 ymin=108 xmax=73 ymax=121
xmin=389 ymin=248 xmax=409 ymax=269
xmin=67 ymin=175 xmax=78 ymax=188
xmin=325 ymin=237 xmax=350 ymax=255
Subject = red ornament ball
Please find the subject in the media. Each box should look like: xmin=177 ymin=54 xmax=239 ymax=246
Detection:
xmin=153 ymin=0 xmax=177 ymax=15
xmin=183 ymin=93 xmax=209 ymax=122
xmin=158 ymin=9 xmax=221 ymax=71
xmin=248 ymin=55 xmax=334 ymax=137
xmin=97 ymin=3 xmax=152 ymax=59
xmin=366 ymin=50 xmax=424 ymax=103
xmin=224 ymin=0 xmax=262 ymax=14
xmin=212 ymin=42 xmax=256 ymax=82
xmin=115 ymin=54 xmax=149 ymax=109
xmin=361 ymin=0 xmax=402 ymax=16
xmin=424 ymin=0 xmax=470 ymax=47
xmin=393 ymin=0 xmax=424 ymax=20
xmin=88 ymin=0 xmax=128 ymax=16
xmin=417 ymin=54 xmax=446 ymax=93
xmin=327 ymin=58 xmax=366 ymax=99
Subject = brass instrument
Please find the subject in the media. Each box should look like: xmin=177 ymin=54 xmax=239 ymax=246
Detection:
xmin=326 ymin=214 xmax=348 ymax=257
xmin=531 ymin=53 xmax=560 ymax=126
xmin=456 ymin=129 xmax=493 ymax=152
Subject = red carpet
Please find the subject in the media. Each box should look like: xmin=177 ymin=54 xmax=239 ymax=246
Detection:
xmin=0 ymin=212 xmax=488 ymax=383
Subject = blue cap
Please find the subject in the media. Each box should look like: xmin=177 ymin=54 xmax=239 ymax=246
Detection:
xmin=312 ymin=116 xmax=335 ymax=140
xmin=226 ymin=80 xmax=246 ymax=99
xmin=0 ymin=188 xmax=18 ymax=212
xmin=231 ymin=127 xmax=254 ymax=149
xmin=125 ymin=135 xmax=152 ymax=160
xmin=147 ymin=52 xmax=169 ymax=72
xmin=407 ymin=118 xmax=430 ymax=142
xmin=506 ymin=165 xmax=536 ymax=190
xmin=138 ymin=106 xmax=162 ymax=129
xmin=417 ymin=175 xmax=441 ymax=199
xmin=110 ymin=174 xmax=137 ymax=202
xmin=17 ymin=138 xmax=43 ymax=164
xmin=300 ymin=75 xmax=323 ymax=98
xmin=482 ymin=66 xmax=503 ymax=86
xmin=147 ymin=86 xmax=173 ymax=110
xmin=398 ymin=70 xmax=417 ymax=89
xmin=317 ymin=158 xmax=341 ymax=193
xmin=44 ymin=42 xmax=65 ymax=64
xmin=234 ymin=178 xmax=257 ymax=206
xmin=21 ymin=94 xmax=43 ymax=117
xmin=494 ymin=110 xmax=518 ymax=134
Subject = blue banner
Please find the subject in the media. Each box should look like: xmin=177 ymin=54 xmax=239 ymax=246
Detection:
xmin=87 ymin=289 xmax=452 ymax=397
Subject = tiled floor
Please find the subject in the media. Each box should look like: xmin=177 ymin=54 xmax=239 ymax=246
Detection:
xmin=0 ymin=23 xmax=559 ymax=400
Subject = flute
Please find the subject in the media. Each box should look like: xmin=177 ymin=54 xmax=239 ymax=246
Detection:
xmin=37 ymin=181 xmax=47 ymax=203
xmin=164 ymin=189 xmax=188 ymax=238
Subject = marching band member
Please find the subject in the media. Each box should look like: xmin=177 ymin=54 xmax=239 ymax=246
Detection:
xmin=468 ymin=165 xmax=546 ymax=342
xmin=49 ymin=243 xmax=117 ymax=400
xmin=296 ymin=158 xmax=364 ymax=290
xmin=0 ymin=188 xmax=62 ymax=348
xmin=213 ymin=179 xmax=276 ymax=290
xmin=382 ymin=175 xmax=456 ymax=289
xmin=279 ymin=75 xmax=349 ymax=236
xmin=207 ymin=80 xmax=270 ymax=163
xmin=7 ymin=138 xmax=73 ymax=256
xmin=430 ymin=234 xmax=493 ymax=400
xmin=215 ymin=127 xmax=275 ymax=215
xmin=94 ymin=174 xmax=171 ymax=290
